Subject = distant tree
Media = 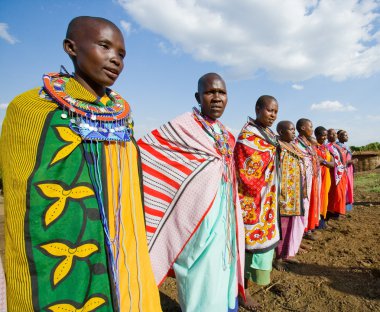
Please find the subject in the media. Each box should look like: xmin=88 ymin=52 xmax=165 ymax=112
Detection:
xmin=350 ymin=142 xmax=380 ymax=152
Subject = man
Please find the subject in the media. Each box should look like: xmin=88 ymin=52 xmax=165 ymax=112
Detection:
xmin=234 ymin=95 xmax=280 ymax=309
xmin=138 ymin=73 xmax=245 ymax=312
xmin=0 ymin=16 xmax=161 ymax=311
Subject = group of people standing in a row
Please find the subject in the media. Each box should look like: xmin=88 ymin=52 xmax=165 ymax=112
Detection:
xmin=0 ymin=16 xmax=355 ymax=312
xmin=227 ymin=92 xmax=355 ymax=310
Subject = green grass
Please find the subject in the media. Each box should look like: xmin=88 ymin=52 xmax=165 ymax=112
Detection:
xmin=355 ymin=172 xmax=380 ymax=193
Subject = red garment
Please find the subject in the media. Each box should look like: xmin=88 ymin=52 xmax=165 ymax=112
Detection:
xmin=327 ymin=143 xmax=347 ymax=215
xmin=234 ymin=119 xmax=280 ymax=252
xmin=294 ymin=136 xmax=320 ymax=231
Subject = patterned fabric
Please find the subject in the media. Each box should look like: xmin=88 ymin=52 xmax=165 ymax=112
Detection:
xmin=234 ymin=118 xmax=280 ymax=252
xmin=294 ymin=136 xmax=320 ymax=231
xmin=326 ymin=142 xmax=345 ymax=186
xmin=42 ymin=73 xmax=130 ymax=121
xmin=278 ymin=140 xmax=305 ymax=217
xmin=327 ymin=142 xmax=347 ymax=215
xmin=0 ymin=74 xmax=161 ymax=311
xmin=192 ymin=107 xmax=233 ymax=160
xmin=337 ymin=142 xmax=354 ymax=205
xmin=137 ymin=112 xmax=245 ymax=297
xmin=275 ymin=140 xmax=306 ymax=260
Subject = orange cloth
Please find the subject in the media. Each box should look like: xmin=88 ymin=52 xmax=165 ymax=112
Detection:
xmin=315 ymin=144 xmax=332 ymax=218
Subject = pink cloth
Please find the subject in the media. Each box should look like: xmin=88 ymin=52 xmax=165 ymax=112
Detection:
xmin=276 ymin=215 xmax=304 ymax=258
xmin=0 ymin=257 xmax=6 ymax=311
xmin=346 ymin=153 xmax=354 ymax=204
xmin=289 ymin=216 xmax=305 ymax=256
xmin=276 ymin=217 xmax=292 ymax=259
xmin=138 ymin=112 xmax=245 ymax=295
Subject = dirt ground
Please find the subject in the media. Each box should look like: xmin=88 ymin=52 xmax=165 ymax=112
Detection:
xmin=1 ymin=171 xmax=379 ymax=311
xmin=159 ymin=170 xmax=380 ymax=312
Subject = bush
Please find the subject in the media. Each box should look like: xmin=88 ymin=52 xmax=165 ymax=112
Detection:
xmin=350 ymin=142 xmax=380 ymax=152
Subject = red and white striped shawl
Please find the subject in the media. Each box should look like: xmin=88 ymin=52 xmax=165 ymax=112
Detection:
xmin=137 ymin=112 xmax=245 ymax=293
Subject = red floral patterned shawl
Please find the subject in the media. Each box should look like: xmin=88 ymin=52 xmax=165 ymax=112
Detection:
xmin=234 ymin=118 xmax=281 ymax=252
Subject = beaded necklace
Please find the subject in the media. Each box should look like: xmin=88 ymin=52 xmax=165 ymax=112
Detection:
xmin=41 ymin=73 xmax=133 ymax=142
xmin=41 ymin=72 xmax=138 ymax=307
xmin=192 ymin=107 xmax=233 ymax=160
xmin=192 ymin=107 xmax=235 ymax=269
xmin=42 ymin=72 xmax=130 ymax=121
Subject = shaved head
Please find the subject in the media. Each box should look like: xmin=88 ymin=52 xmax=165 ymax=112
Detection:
xmin=197 ymin=73 xmax=224 ymax=93
xmin=256 ymin=95 xmax=277 ymax=110
xmin=276 ymin=120 xmax=293 ymax=133
xmin=296 ymin=118 xmax=311 ymax=132
xmin=66 ymin=16 xmax=121 ymax=41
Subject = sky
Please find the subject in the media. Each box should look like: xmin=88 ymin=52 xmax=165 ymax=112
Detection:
xmin=1 ymin=0 xmax=380 ymax=146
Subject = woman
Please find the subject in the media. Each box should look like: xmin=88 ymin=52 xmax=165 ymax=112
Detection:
xmin=234 ymin=95 xmax=280 ymax=310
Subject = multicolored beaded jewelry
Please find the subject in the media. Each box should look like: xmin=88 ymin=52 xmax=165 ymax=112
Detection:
xmin=40 ymin=73 xmax=133 ymax=142
xmin=192 ymin=107 xmax=233 ymax=160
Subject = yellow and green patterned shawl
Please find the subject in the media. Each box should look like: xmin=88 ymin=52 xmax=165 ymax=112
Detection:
xmin=0 ymin=74 xmax=161 ymax=311
xmin=278 ymin=140 xmax=305 ymax=216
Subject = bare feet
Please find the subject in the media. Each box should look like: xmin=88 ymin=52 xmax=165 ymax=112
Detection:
xmin=298 ymin=248 xmax=307 ymax=254
xmin=283 ymin=257 xmax=300 ymax=264
xmin=273 ymin=259 xmax=288 ymax=272
xmin=300 ymin=243 xmax=313 ymax=251
xmin=299 ymin=243 xmax=312 ymax=254
xmin=303 ymin=232 xmax=317 ymax=241
xmin=239 ymin=293 xmax=261 ymax=311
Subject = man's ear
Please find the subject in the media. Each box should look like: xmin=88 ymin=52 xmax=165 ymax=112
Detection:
xmin=195 ymin=92 xmax=200 ymax=104
xmin=63 ymin=38 xmax=77 ymax=57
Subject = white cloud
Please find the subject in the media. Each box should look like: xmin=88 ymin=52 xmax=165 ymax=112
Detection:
xmin=120 ymin=20 xmax=132 ymax=35
xmin=158 ymin=41 xmax=180 ymax=55
xmin=117 ymin=0 xmax=380 ymax=81
xmin=0 ymin=103 xmax=8 ymax=110
xmin=292 ymin=84 xmax=304 ymax=90
xmin=0 ymin=23 xmax=18 ymax=44
xmin=367 ymin=114 xmax=380 ymax=121
xmin=310 ymin=100 xmax=357 ymax=112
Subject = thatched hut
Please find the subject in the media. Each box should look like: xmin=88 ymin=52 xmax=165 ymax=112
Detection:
xmin=352 ymin=151 xmax=380 ymax=172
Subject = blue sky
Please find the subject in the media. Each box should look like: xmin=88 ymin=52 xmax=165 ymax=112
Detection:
xmin=1 ymin=0 xmax=379 ymax=146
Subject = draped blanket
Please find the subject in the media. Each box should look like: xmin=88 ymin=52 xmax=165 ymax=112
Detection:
xmin=337 ymin=142 xmax=354 ymax=204
xmin=138 ymin=112 xmax=245 ymax=290
xmin=295 ymin=136 xmax=320 ymax=231
xmin=278 ymin=141 xmax=305 ymax=217
xmin=234 ymin=119 xmax=280 ymax=252
xmin=327 ymin=142 xmax=345 ymax=186
xmin=0 ymin=74 xmax=161 ymax=311
xmin=327 ymin=142 xmax=347 ymax=215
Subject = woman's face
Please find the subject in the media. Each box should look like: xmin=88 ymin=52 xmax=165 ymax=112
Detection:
xmin=256 ymin=99 xmax=278 ymax=128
